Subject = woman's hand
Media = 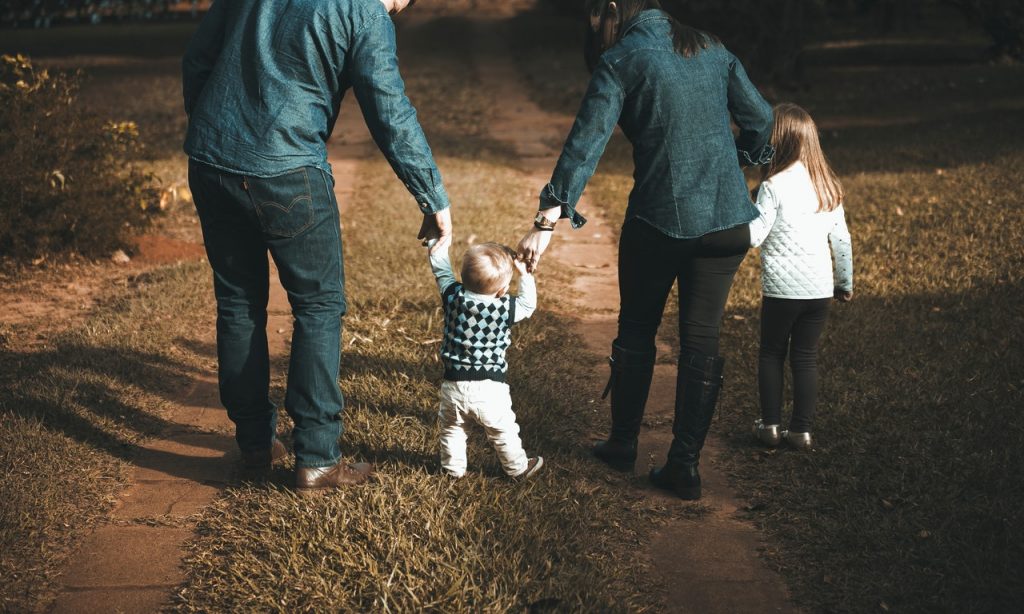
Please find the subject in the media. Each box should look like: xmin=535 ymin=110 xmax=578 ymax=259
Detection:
xmin=516 ymin=226 xmax=554 ymax=273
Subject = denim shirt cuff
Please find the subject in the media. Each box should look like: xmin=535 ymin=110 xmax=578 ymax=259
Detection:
xmin=539 ymin=184 xmax=587 ymax=229
xmin=411 ymin=182 xmax=451 ymax=214
xmin=738 ymin=143 xmax=776 ymax=167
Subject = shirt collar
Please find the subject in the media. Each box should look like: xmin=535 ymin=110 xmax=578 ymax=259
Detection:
xmin=620 ymin=9 xmax=669 ymax=39
xmin=465 ymin=289 xmax=501 ymax=303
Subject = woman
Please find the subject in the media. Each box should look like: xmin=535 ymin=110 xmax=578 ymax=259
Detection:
xmin=517 ymin=0 xmax=774 ymax=500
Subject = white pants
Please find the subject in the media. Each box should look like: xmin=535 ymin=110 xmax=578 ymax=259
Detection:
xmin=438 ymin=379 xmax=529 ymax=477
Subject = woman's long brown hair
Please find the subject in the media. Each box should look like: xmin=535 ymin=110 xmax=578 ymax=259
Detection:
xmin=584 ymin=0 xmax=719 ymax=72
xmin=762 ymin=103 xmax=845 ymax=212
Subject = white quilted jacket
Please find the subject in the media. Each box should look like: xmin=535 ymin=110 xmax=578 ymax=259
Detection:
xmin=748 ymin=162 xmax=853 ymax=299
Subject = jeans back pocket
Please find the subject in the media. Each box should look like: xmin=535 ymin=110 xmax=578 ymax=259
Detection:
xmin=247 ymin=168 xmax=314 ymax=238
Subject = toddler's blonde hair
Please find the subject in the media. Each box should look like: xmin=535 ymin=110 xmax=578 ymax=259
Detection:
xmin=461 ymin=243 xmax=515 ymax=295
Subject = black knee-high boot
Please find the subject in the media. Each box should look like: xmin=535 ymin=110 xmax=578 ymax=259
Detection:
xmin=592 ymin=341 xmax=656 ymax=472
xmin=650 ymin=350 xmax=725 ymax=500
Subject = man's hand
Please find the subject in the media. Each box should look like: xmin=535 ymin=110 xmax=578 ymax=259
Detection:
xmin=834 ymin=287 xmax=853 ymax=302
xmin=516 ymin=226 xmax=554 ymax=273
xmin=418 ymin=208 xmax=452 ymax=254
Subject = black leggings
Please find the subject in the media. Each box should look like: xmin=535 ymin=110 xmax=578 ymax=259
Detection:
xmin=758 ymin=296 xmax=830 ymax=432
xmin=616 ymin=219 xmax=748 ymax=358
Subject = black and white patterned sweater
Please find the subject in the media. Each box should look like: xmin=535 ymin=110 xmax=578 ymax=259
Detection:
xmin=429 ymin=249 xmax=536 ymax=382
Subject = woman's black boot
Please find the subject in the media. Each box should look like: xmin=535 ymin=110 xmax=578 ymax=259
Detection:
xmin=592 ymin=341 xmax=656 ymax=472
xmin=650 ymin=351 xmax=725 ymax=500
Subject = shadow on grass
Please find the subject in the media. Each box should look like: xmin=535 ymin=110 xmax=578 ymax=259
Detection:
xmin=711 ymin=279 xmax=1024 ymax=612
xmin=0 ymin=339 xmax=243 ymax=483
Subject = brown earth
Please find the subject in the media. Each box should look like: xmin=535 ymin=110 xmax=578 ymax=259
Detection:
xmin=128 ymin=233 xmax=206 ymax=265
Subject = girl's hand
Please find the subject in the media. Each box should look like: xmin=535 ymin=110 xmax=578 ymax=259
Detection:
xmin=516 ymin=227 xmax=553 ymax=273
xmin=834 ymin=287 xmax=853 ymax=302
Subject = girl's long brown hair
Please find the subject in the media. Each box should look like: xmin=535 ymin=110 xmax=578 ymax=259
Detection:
xmin=584 ymin=0 xmax=719 ymax=72
xmin=763 ymin=103 xmax=844 ymax=212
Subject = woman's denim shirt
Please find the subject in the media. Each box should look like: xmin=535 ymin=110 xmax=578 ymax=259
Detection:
xmin=182 ymin=0 xmax=449 ymax=214
xmin=541 ymin=10 xmax=774 ymax=238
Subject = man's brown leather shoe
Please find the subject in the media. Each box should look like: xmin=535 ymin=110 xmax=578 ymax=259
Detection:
xmin=296 ymin=461 xmax=375 ymax=493
xmin=241 ymin=438 xmax=289 ymax=471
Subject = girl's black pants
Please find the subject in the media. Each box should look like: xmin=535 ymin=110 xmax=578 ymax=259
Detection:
xmin=758 ymin=296 xmax=830 ymax=432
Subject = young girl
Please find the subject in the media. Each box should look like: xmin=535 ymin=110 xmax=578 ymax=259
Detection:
xmin=748 ymin=103 xmax=854 ymax=450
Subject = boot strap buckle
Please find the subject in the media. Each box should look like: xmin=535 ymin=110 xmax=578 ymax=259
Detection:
xmin=601 ymin=355 xmax=616 ymax=399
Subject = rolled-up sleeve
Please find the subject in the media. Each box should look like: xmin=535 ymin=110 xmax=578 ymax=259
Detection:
xmin=538 ymin=58 xmax=625 ymax=230
xmin=349 ymin=13 xmax=450 ymax=214
xmin=727 ymin=52 xmax=774 ymax=167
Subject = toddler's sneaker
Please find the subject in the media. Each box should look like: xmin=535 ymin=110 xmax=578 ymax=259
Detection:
xmin=515 ymin=456 xmax=544 ymax=479
xmin=752 ymin=419 xmax=781 ymax=447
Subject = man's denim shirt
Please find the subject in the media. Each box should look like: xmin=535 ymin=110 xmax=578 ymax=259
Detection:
xmin=541 ymin=10 xmax=774 ymax=238
xmin=182 ymin=0 xmax=449 ymax=214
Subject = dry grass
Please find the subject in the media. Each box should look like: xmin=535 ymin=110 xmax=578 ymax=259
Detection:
xmin=508 ymin=7 xmax=1024 ymax=613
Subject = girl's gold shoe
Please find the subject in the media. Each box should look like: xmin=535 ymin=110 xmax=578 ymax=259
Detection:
xmin=782 ymin=430 xmax=813 ymax=451
xmin=752 ymin=419 xmax=781 ymax=447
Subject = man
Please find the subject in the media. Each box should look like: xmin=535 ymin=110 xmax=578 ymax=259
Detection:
xmin=182 ymin=0 xmax=451 ymax=492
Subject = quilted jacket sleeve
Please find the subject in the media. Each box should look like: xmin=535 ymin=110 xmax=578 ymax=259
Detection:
xmin=829 ymin=205 xmax=854 ymax=292
xmin=748 ymin=182 xmax=780 ymax=248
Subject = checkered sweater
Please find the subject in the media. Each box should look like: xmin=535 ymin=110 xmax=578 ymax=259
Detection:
xmin=429 ymin=249 xmax=536 ymax=383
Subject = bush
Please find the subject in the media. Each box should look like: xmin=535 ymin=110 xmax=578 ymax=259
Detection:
xmin=0 ymin=54 xmax=159 ymax=260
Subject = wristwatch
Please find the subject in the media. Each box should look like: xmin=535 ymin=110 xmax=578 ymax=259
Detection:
xmin=533 ymin=212 xmax=557 ymax=231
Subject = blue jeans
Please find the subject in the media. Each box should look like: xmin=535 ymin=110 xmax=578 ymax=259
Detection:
xmin=189 ymin=160 xmax=345 ymax=469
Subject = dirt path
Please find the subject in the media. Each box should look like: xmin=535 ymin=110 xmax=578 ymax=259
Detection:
xmin=470 ymin=17 xmax=797 ymax=612
xmin=45 ymin=99 xmax=373 ymax=613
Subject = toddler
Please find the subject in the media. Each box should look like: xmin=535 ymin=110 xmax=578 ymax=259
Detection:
xmin=427 ymin=241 xmax=544 ymax=478
xmin=748 ymin=103 xmax=854 ymax=450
